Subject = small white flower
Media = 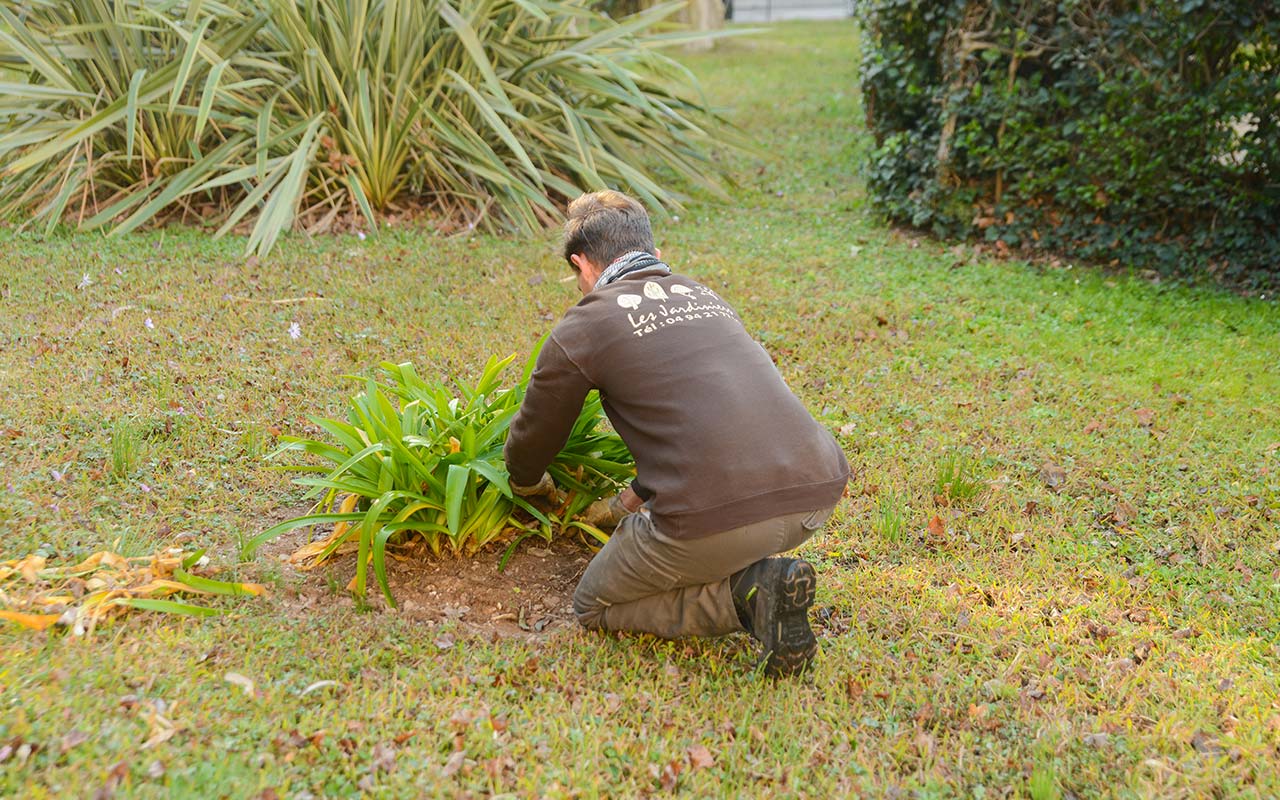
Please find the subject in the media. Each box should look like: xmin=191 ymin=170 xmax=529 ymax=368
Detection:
xmin=144 ymin=317 xmax=155 ymax=330
xmin=114 ymin=268 xmax=123 ymax=276
xmin=356 ymin=231 xmax=367 ymax=241
xmin=77 ymin=273 xmax=92 ymax=290
xmin=288 ymin=322 xmax=302 ymax=340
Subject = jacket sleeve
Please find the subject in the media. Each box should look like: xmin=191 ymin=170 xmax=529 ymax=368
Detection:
xmin=504 ymin=335 xmax=593 ymax=487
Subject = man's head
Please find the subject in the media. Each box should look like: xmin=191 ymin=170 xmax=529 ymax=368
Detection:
xmin=562 ymin=190 xmax=656 ymax=294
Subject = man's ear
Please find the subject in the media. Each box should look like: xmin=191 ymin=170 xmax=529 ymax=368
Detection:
xmin=654 ymin=247 xmax=662 ymax=260
xmin=569 ymin=253 xmax=591 ymax=274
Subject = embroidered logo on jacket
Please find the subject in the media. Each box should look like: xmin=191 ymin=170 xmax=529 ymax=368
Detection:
xmin=617 ymin=281 xmax=737 ymax=338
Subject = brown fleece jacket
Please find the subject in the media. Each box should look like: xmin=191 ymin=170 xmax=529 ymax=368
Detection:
xmin=504 ymin=267 xmax=849 ymax=539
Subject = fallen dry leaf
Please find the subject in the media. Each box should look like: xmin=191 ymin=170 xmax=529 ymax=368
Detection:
xmin=1191 ymin=731 xmax=1224 ymax=756
xmin=659 ymin=759 xmax=683 ymax=791
xmin=140 ymin=703 xmax=179 ymax=749
xmin=442 ymin=750 xmax=465 ymax=777
xmin=687 ymin=744 xmax=715 ymax=770
xmin=16 ymin=555 xmax=46 ymax=582
xmin=0 ymin=610 xmax=62 ymax=631
xmin=371 ymin=742 xmax=397 ymax=773
xmin=300 ymin=680 xmax=341 ymax=697
xmin=60 ymin=729 xmax=90 ymax=753
xmin=927 ymin=515 xmax=946 ymax=537
xmin=1038 ymin=462 xmax=1067 ymax=491
xmin=224 ymin=672 xmax=255 ymax=696
xmin=846 ymin=678 xmax=865 ymax=701
xmin=1112 ymin=501 xmax=1138 ymax=526
xmin=94 ymin=761 xmax=129 ymax=800
xmin=1135 ymin=407 xmax=1156 ymax=427
xmin=449 ymin=708 xmax=478 ymax=730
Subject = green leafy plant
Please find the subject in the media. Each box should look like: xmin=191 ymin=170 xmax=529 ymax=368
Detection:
xmin=247 ymin=347 xmax=634 ymax=606
xmin=0 ymin=0 xmax=745 ymax=256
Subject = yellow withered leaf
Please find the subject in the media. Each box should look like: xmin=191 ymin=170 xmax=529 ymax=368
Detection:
xmin=16 ymin=555 xmax=46 ymax=582
xmin=0 ymin=610 xmax=62 ymax=631
xmin=289 ymin=537 xmax=358 ymax=568
xmin=131 ymin=580 xmax=189 ymax=596
xmin=449 ymin=437 xmax=461 ymax=453
xmin=150 ymin=556 xmax=182 ymax=577
xmin=329 ymin=493 xmax=361 ymax=541
xmin=69 ymin=551 xmax=127 ymax=573
xmin=290 ymin=495 xmax=362 ymax=569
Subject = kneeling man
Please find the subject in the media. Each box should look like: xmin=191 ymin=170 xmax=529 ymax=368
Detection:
xmin=504 ymin=190 xmax=849 ymax=676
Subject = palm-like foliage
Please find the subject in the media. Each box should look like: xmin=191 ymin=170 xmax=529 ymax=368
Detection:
xmin=0 ymin=0 xmax=741 ymax=255
xmin=0 ymin=1 xmax=277 ymax=237
xmin=248 ymin=349 xmax=635 ymax=607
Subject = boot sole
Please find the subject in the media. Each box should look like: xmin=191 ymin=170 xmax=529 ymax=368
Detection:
xmin=762 ymin=560 xmax=818 ymax=678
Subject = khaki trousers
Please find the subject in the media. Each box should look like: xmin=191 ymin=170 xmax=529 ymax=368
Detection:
xmin=572 ymin=506 xmax=834 ymax=639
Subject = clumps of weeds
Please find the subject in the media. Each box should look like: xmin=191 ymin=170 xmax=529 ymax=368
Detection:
xmin=237 ymin=423 xmax=266 ymax=459
xmin=1028 ymin=763 xmax=1061 ymax=800
xmin=109 ymin=418 xmax=144 ymax=480
xmin=933 ymin=451 xmax=987 ymax=506
xmin=875 ymin=489 xmax=909 ymax=543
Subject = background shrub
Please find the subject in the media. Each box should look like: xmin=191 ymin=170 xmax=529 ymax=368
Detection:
xmin=0 ymin=0 xmax=736 ymax=255
xmin=858 ymin=0 xmax=1280 ymax=287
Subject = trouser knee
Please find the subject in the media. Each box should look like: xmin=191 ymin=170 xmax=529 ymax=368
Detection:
xmin=572 ymin=586 xmax=606 ymax=631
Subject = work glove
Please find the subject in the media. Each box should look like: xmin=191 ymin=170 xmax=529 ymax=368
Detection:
xmin=510 ymin=471 xmax=557 ymax=498
xmin=580 ymin=493 xmax=633 ymax=530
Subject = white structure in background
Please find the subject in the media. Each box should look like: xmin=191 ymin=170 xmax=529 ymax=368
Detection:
xmin=727 ymin=0 xmax=853 ymax=22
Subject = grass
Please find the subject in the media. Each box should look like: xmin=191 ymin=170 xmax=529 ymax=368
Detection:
xmin=2 ymin=20 xmax=1280 ymax=798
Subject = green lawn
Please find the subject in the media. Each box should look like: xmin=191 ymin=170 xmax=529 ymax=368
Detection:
xmin=3 ymin=21 xmax=1280 ymax=798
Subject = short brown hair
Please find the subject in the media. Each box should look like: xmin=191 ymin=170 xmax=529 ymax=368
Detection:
xmin=561 ymin=190 xmax=654 ymax=269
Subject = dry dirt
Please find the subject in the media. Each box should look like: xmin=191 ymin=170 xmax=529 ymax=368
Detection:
xmin=261 ymin=527 xmax=595 ymax=640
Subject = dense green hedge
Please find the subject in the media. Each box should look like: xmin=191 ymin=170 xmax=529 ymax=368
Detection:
xmin=858 ymin=1 xmax=1279 ymax=287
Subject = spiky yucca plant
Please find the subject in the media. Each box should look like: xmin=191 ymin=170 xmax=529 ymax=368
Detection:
xmin=0 ymin=1 xmax=277 ymax=237
xmin=248 ymin=349 xmax=635 ymax=606
xmin=0 ymin=0 xmax=743 ymax=255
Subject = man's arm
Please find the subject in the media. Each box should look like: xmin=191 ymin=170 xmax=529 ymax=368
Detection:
xmin=504 ymin=335 xmax=593 ymax=488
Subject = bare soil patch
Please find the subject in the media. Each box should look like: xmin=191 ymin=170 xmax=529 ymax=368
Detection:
xmin=261 ymin=528 xmax=594 ymax=639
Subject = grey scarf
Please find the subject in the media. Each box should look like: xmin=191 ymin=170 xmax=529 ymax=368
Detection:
xmin=594 ymin=250 xmax=671 ymax=290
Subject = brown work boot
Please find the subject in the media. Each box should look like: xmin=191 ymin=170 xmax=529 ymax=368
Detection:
xmin=730 ymin=558 xmax=818 ymax=677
